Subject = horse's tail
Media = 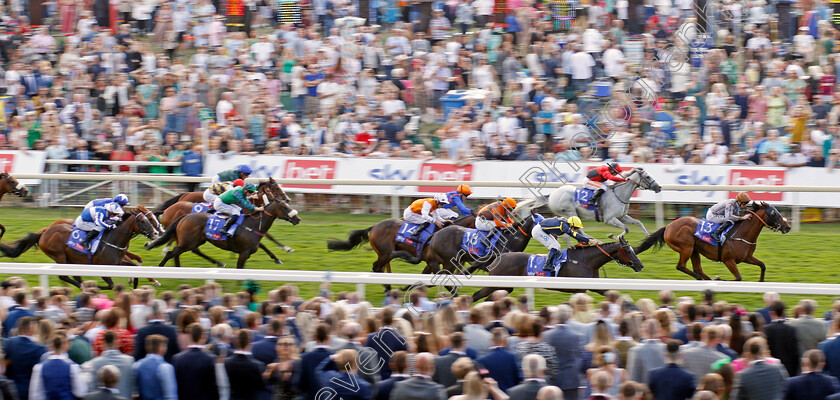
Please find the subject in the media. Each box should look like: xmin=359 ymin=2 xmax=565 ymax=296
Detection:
xmin=0 ymin=232 xmax=42 ymax=258
xmin=145 ymin=215 xmax=185 ymax=250
xmin=153 ymin=193 xmax=184 ymax=215
xmin=326 ymin=227 xmax=372 ymax=251
xmin=635 ymin=227 xmax=666 ymax=254
xmin=515 ymin=196 xmax=549 ymax=214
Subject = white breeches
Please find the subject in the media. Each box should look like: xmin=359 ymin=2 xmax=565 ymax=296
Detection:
xmin=475 ymin=217 xmax=496 ymax=232
xmin=74 ymin=217 xmax=103 ymax=232
xmin=704 ymin=211 xmax=729 ymax=224
xmin=203 ymin=189 xmax=219 ymax=203
xmin=213 ymin=198 xmax=241 ymax=216
xmin=532 ymin=225 xmax=563 ymax=251
xmin=403 ymin=209 xmax=432 ymax=225
xmin=433 ymin=208 xmax=459 ymax=221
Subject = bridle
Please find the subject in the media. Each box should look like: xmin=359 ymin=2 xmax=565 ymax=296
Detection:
xmin=746 ymin=207 xmax=784 ymax=232
xmin=262 ymin=179 xmax=291 ymax=203
xmin=0 ymin=173 xmax=26 ymax=196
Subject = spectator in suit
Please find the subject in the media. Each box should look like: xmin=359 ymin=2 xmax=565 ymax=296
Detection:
xmin=446 ymin=357 xmax=475 ymax=397
xmin=506 ymin=354 xmax=548 ymax=400
xmin=486 ymin=301 xmax=516 ymax=335
xmin=731 ymin=338 xmax=789 ymax=400
xmin=648 ymin=340 xmax=696 ymax=400
xmin=364 ymin=308 xmax=407 ymax=380
xmin=5 ymin=317 xmax=46 ymax=400
xmin=252 ymin=319 xmax=283 ymax=365
xmin=681 ymin=326 xmax=728 ymax=381
xmin=820 ymin=317 xmax=840 ymax=381
xmin=299 ymin=324 xmax=333 ymax=400
xmin=316 ymin=349 xmax=372 ymax=400
xmin=611 ymin=320 xmax=637 ymax=368
xmin=224 ymin=330 xmax=269 ymax=400
xmin=375 ymin=351 xmax=409 ymax=400
xmin=465 ymin=307 xmax=493 ymax=357
xmin=390 ymin=352 xmax=447 ymax=400
xmin=477 ymin=328 xmax=522 ymax=392
xmin=82 ymin=331 xmax=135 ymax=398
xmin=133 ymin=301 xmax=180 ymax=363
xmin=68 ymin=140 xmax=92 ymax=172
xmin=765 ymin=301 xmax=801 ymax=377
xmin=626 ymin=318 xmax=667 ymax=385
xmin=28 ymin=332 xmax=87 ymax=400
xmin=535 ymin=386 xmax=564 ymax=400
xmin=434 ymin=332 xmax=470 ymax=387
xmin=542 ymin=304 xmax=582 ymax=400
xmin=172 ymin=323 xmax=218 ymax=400
xmin=755 ymin=292 xmax=780 ymax=326
xmin=787 ymin=299 xmax=827 ymax=355
xmin=715 ymin=325 xmax=739 ymax=360
xmin=4 ymin=291 xmax=34 ymax=338
xmin=784 ymin=349 xmax=840 ymax=400
xmin=132 ymin=335 xmax=177 ymax=400
xmin=83 ymin=365 xmax=127 ymax=400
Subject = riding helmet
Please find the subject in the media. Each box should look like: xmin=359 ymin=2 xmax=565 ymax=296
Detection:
xmin=567 ymin=216 xmax=583 ymax=228
xmin=114 ymin=194 xmax=129 ymax=206
xmin=238 ymin=165 xmax=253 ymax=175
xmin=434 ymin=193 xmax=450 ymax=204
xmin=243 ymin=183 xmax=258 ymax=192
xmin=503 ymin=198 xmax=517 ymax=209
xmin=233 ymin=179 xmax=245 ymax=187
xmin=457 ymin=184 xmax=472 ymax=196
xmin=736 ymin=192 xmax=751 ymax=204
xmin=607 ymin=162 xmax=620 ymax=174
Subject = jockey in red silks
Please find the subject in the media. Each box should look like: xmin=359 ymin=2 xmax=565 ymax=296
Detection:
xmin=584 ymin=162 xmax=625 ymax=208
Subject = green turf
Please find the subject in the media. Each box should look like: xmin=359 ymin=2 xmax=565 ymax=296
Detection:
xmin=1 ymin=207 xmax=839 ymax=313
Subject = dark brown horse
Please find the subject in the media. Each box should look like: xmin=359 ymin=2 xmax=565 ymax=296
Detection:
xmin=158 ymin=179 xmax=294 ymax=265
xmin=145 ymin=196 xmax=301 ymax=269
xmin=153 ymin=177 xmax=291 ymax=214
xmin=471 ymin=236 xmax=644 ymax=301
xmin=635 ymin=201 xmax=791 ymax=281
xmin=0 ymin=207 xmax=160 ymax=289
xmin=0 ymin=172 xmax=30 ymax=240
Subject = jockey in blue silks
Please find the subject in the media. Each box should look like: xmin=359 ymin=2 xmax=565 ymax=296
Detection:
xmin=432 ymin=184 xmax=474 ymax=221
xmin=74 ymin=202 xmax=123 ymax=249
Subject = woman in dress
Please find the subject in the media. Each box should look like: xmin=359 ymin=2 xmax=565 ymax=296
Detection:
xmin=265 ymin=335 xmax=301 ymax=400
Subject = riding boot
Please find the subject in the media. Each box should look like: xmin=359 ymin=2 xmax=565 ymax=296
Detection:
xmin=588 ymin=188 xmax=604 ymax=207
xmin=713 ymin=220 xmax=733 ymax=243
xmin=543 ymin=248 xmax=558 ymax=276
xmin=222 ymin=215 xmax=237 ymax=237
xmin=409 ymin=222 xmax=431 ymax=241
xmin=80 ymin=230 xmax=99 ymax=249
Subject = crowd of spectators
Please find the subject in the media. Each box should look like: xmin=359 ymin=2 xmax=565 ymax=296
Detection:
xmin=0 ymin=277 xmax=839 ymax=400
xmin=1 ymin=0 xmax=840 ymax=169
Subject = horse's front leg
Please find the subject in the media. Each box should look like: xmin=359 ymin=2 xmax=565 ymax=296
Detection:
xmin=265 ymin=233 xmax=294 ymax=253
xmin=605 ymin=217 xmax=630 ymax=238
xmin=259 ymin=243 xmax=283 ymax=264
xmin=743 ymin=254 xmax=767 ymax=282
xmin=619 ymin=215 xmax=650 ymax=236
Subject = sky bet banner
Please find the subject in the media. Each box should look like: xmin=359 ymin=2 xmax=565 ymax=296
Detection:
xmin=204 ymin=155 xmax=840 ymax=208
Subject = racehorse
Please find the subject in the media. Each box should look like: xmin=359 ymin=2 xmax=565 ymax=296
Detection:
xmin=326 ymin=215 xmax=476 ymax=275
xmin=0 ymin=207 xmax=160 ymax=289
xmin=470 ymin=236 xmax=643 ymax=301
xmin=0 ymin=172 xmax=30 ymax=240
xmin=635 ymin=201 xmax=791 ymax=281
xmin=158 ymin=179 xmax=293 ymax=265
xmin=530 ymin=167 xmax=661 ymax=242
xmin=153 ymin=177 xmax=292 ymax=214
xmin=145 ymin=195 xmax=301 ymax=269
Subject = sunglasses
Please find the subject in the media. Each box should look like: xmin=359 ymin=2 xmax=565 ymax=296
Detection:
xmin=278 ymin=342 xmax=295 ymax=347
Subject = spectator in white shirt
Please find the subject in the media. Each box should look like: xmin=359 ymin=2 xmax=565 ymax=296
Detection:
xmin=570 ymin=45 xmax=595 ymax=93
xmin=601 ymin=41 xmax=625 ymax=80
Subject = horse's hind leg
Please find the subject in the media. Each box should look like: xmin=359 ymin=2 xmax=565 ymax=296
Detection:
xmin=620 ymin=215 xmax=650 ymax=236
xmin=59 ymin=276 xmax=81 ymax=288
xmin=676 ymin=249 xmax=703 ymax=280
xmin=743 ymin=255 xmax=766 ymax=282
xmin=258 ymin=243 xmax=282 ymax=265
xmin=605 ymin=217 xmax=630 ymax=238
xmin=689 ymin=251 xmax=711 ymax=280
xmin=472 ymin=287 xmax=497 ymax=303
xmin=99 ymin=277 xmax=114 ymax=290
xmin=192 ymin=248 xmax=227 ymax=267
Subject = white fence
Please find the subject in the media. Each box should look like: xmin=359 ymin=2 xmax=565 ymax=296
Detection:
xmin=2 ymin=263 xmax=840 ymax=308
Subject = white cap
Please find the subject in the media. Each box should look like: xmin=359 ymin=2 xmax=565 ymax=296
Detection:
xmin=684 ymin=96 xmax=697 ymax=102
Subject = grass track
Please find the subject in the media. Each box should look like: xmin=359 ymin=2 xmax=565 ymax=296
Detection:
xmin=1 ymin=207 xmax=839 ymax=313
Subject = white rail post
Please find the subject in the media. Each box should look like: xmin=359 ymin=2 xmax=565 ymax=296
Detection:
xmin=39 ymin=275 xmax=49 ymax=291
xmin=655 ymin=192 xmax=665 ymax=229
xmin=792 ymin=192 xmax=801 ymax=233
xmin=525 ymin=288 xmax=535 ymax=312
xmin=391 ymin=192 xmax=399 ymax=219
xmin=356 ymin=283 xmax=366 ymax=301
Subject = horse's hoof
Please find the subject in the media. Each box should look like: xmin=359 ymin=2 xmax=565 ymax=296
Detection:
xmin=283 ymin=247 xmax=295 ymax=253
xmin=713 ymin=276 xmax=722 ymax=280
xmin=607 ymin=234 xmax=616 ymax=239
xmin=152 ymin=280 xmax=162 ymax=287
xmin=144 ymin=242 xmax=152 ymax=249
xmin=274 ymin=259 xmax=283 ymax=265
xmin=217 ymin=263 xmax=226 ymax=268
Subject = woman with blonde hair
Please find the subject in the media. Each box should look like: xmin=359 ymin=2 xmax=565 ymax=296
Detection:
xmin=37 ymin=319 xmax=55 ymax=345
xmin=582 ymin=320 xmax=617 ymax=371
xmin=571 ymin=293 xmax=595 ymax=323
xmin=586 ymin=345 xmax=626 ymax=398
xmin=450 ymin=371 xmax=510 ymax=400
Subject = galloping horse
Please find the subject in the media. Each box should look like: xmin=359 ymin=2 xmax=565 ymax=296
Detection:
xmin=471 ymin=236 xmax=643 ymax=301
xmin=154 ymin=177 xmax=292 ymax=213
xmin=158 ymin=179 xmax=293 ymax=265
xmin=635 ymin=201 xmax=791 ymax=281
xmin=0 ymin=172 xmax=30 ymax=240
xmin=145 ymin=195 xmax=301 ymax=269
xmin=0 ymin=207 xmax=160 ymax=289
xmin=535 ymin=167 xmax=662 ymax=242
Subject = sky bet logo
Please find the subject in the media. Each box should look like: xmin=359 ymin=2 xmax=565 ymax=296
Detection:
xmin=418 ymin=163 xmax=472 ymax=193
xmin=729 ymin=169 xmax=785 ymax=201
xmin=282 ymin=160 xmax=336 ymax=189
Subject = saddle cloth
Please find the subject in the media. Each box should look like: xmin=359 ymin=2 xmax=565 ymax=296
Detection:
xmin=395 ymin=221 xmax=437 ymax=256
xmin=461 ymin=229 xmax=503 ymax=257
xmin=526 ymin=250 xmax=569 ymax=277
xmin=191 ymin=202 xmax=212 ymax=214
xmin=574 ymin=188 xmax=599 ymax=211
xmin=694 ymin=219 xmax=735 ymax=246
xmin=206 ymin=214 xmax=246 ymax=240
xmin=66 ymin=228 xmax=105 ymax=255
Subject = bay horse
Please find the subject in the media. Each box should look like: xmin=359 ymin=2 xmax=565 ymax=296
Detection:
xmin=153 ymin=177 xmax=292 ymax=214
xmin=0 ymin=172 xmax=30 ymax=240
xmin=635 ymin=201 xmax=791 ymax=281
xmin=471 ymin=236 xmax=644 ymax=301
xmin=0 ymin=207 xmax=160 ymax=289
xmin=158 ymin=179 xmax=294 ymax=265
xmin=145 ymin=196 xmax=301 ymax=269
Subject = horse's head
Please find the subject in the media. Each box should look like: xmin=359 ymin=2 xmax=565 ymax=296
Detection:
xmin=751 ymin=201 xmax=791 ymax=234
xmin=612 ymin=236 xmax=644 ymax=272
xmin=263 ymin=191 xmax=301 ymax=225
xmin=0 ymin=172 xmax=29 ymax=198
xmin=259 ymin=177 xmax=291 ymax=204
xmin=628 ymin=167 xmax=661 ymax=193
xmin=126 ymin=206 xmax=160 ymax=240
xmin=133 ymin=204 xmax=164 ymax=236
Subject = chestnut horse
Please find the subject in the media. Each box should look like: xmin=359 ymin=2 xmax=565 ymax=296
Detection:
xmin=635 ymin=201 xmax=791 ymax=281
xmin=0 ymin=172 xmax=30 ymax=240
xmin=0 ymin=207 xmax=160 ymax=289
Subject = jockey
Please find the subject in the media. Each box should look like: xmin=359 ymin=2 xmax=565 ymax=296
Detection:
xmin=432 ymin=184 xmax=474 ymax=221
xmin=475 ymin=198 xmax=518 ymax=233
xmin=214 ymin=182 xmax=263 ymax=236
xmin=532 ymin=216 xmax=601 ymax=276
xmin=203 ymin=179 xmax=246 ymax=205
xmin=84 ymin=194 xmax=129 ymax=216
xmin=584 ymin=162 xmax=625 ymax=208
xmin=706 ymin=192 xmax=752 ymax=242
xmin=74 ymin=202 xmax=123 ymax=250
xmin=211 ymin=165 xmax=252 ymax=184
xmin=404 ymin=194 xmax=450 ymax=241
